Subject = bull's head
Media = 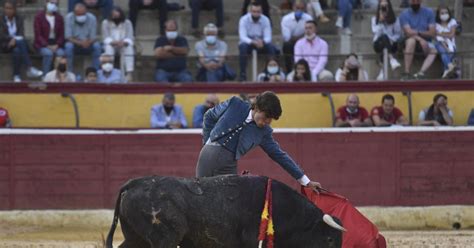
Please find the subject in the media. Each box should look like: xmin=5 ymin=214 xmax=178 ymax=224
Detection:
xmin=312 ymin=214 xmax=345 ymax=248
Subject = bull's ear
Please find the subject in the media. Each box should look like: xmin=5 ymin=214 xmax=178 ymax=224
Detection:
xmin=323 ymin=214 xmax=347 ymax=232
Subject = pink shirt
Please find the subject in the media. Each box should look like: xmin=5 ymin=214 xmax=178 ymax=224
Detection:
xmin=294 ymin=36 xmax=328 ymax=80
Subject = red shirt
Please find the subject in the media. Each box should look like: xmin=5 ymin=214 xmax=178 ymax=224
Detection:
xmin=0 ymin=107 xmax=9 ymax=127
xmin=371 ymin=106 xmax=403 ymax=124
xmin=336 ymin=106 xmax=369 ymax=122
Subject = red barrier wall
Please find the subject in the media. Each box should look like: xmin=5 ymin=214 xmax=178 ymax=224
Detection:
xmin=1 ymin=130 xmax=473 ymax=210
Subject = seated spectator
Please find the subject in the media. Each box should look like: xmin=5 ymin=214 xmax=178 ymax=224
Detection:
xmin=102 ymin=6 xmax=134 ymax=82
xmin=435 ymin=5 xmax=458 ymax=79
xmin=335 ymin=53 xmax=369 ymax=82
xmin=371 ymin=94 xmax=409 ymax=126
xmin=294 ymin=20 xmax=333 ymax=82
xmin=65 ymin=3 xmax=101 ymax=70
xmin=335 ymin=0 xmax=354 ymax=35
xmin=372 ymin=0 xmax=401 ymax=80
xmin=150 ymin=92 xmax=187 ymax=129
xmin=0 ymin=0 xmax=43 ymax=82
xmin=0 ymin=106 xmax=11 ymax=128
xmin=307 ymin=0 xmax=330 ymax=23
xmin=154 ymin=20 xmax=192 ymax=83
xmin=242 ymin=0 xmax=270 ymax=23
xmin=400 ymin=0 xmax=437 ymax=80
xmin=97 ymin=54 xmax=126 ymax=83
xmin=192 ymin=93 xmax=219 ymax=128
xmin=239 ymin=92 xmax=258 ymax=104
xmin=467 ymin=109 xmax=474 ymax=126
xmin=335 ymin=94 xmax=372 ymax=127
xmin=68 ymin=0 xmax=113 ymax=20
xmin=129 ymin=0 xmax=167 ymax=35
xmin=281 ymin=0 xmax=313 ymax=72
xmin=257 ymin=57 xmax=285 ymax=82
xmin=418 ymin=93 xmax=453 ymax=126
xmin=43 ymin=56 xmax=76 ymax=82
xmin=195 ymin=23 xmax=235 ymax=82
xmin=189 ymin=0 xmax=224 ymax=37
xmin=287 ymin=58 xmax=313 ymax=82
xmin=84 ymin=66 xmax=97 ymax=82
xmin=238 ymin=2 xmax=278 ymax=81
xmin=34 ymin=0 xmax=66 ymax=76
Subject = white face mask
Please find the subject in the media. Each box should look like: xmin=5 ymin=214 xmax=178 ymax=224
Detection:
xmin=166 ymin=31 xmax=178 ymax=40
xmin=440 ymin=14 xmax=450 ymax=22
xmin=46 ymin=2 xmax=58 ymax=13
xmin=75 ymin=15 xmax=87 ymax=24
xmin=305 ymin=33 xmax=316 ymax=40
xmin=205 ymin=35 xmax=217 ymax=45
xmin=267 ymin=66 xmax=279 ymax=75
xmin=101 ymin=63 xmax=114 ymax=72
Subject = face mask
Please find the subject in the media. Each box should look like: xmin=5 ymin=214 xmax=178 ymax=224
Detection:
xmin=112 ymin=18 xmax=121 ymax=25
xmin=251 ymin=15 xmax=260 ymax=22
xmin=346 ymin=107 xmax=358 ymax=114
xmin=75 ymin=15 xmax=87 ymax=24
xmin=294 ymin=10 xmax=303 ymax=20
xmin=101 ymin=63 xmax=113 ymax=72
xmin=411 ymin=4 xmax=420 ymax=12
xmin=305 ymin=33 xmax=316 ymax=40
xmin=57 ymin=63 xmax=67 ymax=73
xmin=46 ymin=2 xmax=58 ymax=13
xmin=380 ymin=6 xmax=387 ymax=12
xmin=164 ymin=106 xmax=173 ymax=115
xmin=166 ymin=31 xmax=178 ymax=40
xmin=205 ymin=35 xmax=217 ymax=45
xmin=440 ymin=14 xmax=450 ymax=22
xmin=267 ymin=66 xmax=279 ymax=75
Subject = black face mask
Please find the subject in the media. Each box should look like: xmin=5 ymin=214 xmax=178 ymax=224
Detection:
xmin=112 ymin=18 xmax=121 ymax=25
xmin=251 ymin=15 xmax=260 ymax=22
xmin=381 ymin=6 xmax=387 ymax=12
xmin=57 ymin=63 xmax=67 ymax=73
xmin=164 ymin=106 xmax=173 ymax=115
xmin=411 ymin=4 xmax=421 ymax=12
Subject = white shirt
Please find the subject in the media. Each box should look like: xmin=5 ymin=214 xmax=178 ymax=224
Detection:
xmin=371 ymin=16 xmax=401 ymax=42
xmin=239 ymin=13 xmax=272 ymax=44
xmin=46 ymin=14 xmax=56 ymax=39
xmin=281 ymin=11 xmax=313 ymax=42
xmin=5 ymin=17 xmax=17 ymax=36
xmin=436 ymin=19 xmax=457 ymax=52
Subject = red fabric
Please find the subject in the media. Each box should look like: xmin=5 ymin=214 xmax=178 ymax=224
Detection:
xmin=33 ymin=10 xmax=65 ymax=50
xmin=0 ymin=107 xmax=9 ymax=127
xmin=371 ymin=106 xmax=404 ymax=124
xmin=336 ymin=106 xmax=369 ymax=122
xmin=258 ymin=179 xmax=274 ymax=248
xmin=301 ymin=187 xmax=386 ymax=248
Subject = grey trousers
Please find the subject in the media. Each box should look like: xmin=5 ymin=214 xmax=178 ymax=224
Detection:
xmin=196 ymin=144 xmax=237 ymax=177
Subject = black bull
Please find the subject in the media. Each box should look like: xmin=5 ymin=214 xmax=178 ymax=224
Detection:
xmin=106 ymin=175 xmax=344 ymax=248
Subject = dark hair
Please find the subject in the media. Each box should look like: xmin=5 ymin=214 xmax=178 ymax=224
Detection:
xmin=435 ymin=5 xmax=453 ymax=24
xmin=163 ymin=92 xmax=175 ymax=101
xmin=340 ymin=53 xmax=359 ymax=81
xmin=263 ymin=56 xmax=281 ymax=74
xmin=376 ymin=0 xmax=396 ymax=25
xmin=85 ymin=67 xmax=97 ymax=75
xmin=254 ymin=91 xmax=282 ymax=120
xmin=3 ymin=0 xmax=17 ymax=10
xmin=250 ymin=1 xmax=262 ymax=8
xmin=293 ymin=59 xmax=311 ymax=81
xmin=109 ymin=6 xmax=126 ymax=23
xmin=382 ymin=94 xmax=395 ymax=104
xmin=305 ymin=20 xmax=318 ymax=28
xmin=425 ymin=93 xmax=448 ymax=124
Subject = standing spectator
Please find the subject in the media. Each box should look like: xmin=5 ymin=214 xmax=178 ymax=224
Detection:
xmin=335 ymin=94 xmax=372 ymax=127
xmin=154 ymin=19 xmax=192 ymax=83
xmin=335 ymin=53 xmax=369 ymax=82
xmin=43 ymin=56 xmax=77 ymax=82
xmin=34 ymin=0 xmax=66 ymax=76
xmin=0 ymin=106 xmax=11 ymax=128
xmin=307 ymin=0 xmax=330 ymax=23
xmin=150 ymin=92 xmax=188 ymax=129
xmin=294 ymin=20 xmax=333 ymax=81
xmin=399 ymin=0 xmax=437 ymax=80
xmin=189 ymin=0 xmax=224 ymax=37
xmin=0 ymin=0 xmax=43 ymax=82
xmin=281 ymin=0 xmax=313 ymax=73
xmin=418 ymin=93 xmax=453 ymax=126
xmin=435 ymin=5 xmax=458 ymax=79
xmin=68 ymin=0 xmax=114 ymax=20
xmin=84 ymin=66 xmax=97 ymax=82
xmin=242 ymin=0 xmax=270 ymax=23
xmin=195 ymin=23 xmax=235 ymax=82
xmin=192 ymin=93 xmax=219 ymax=128
xmin=372 ymin=0 xmax=401 ymax=80
xmin=238 ymin=2 xmax=278 ymax=81
xmin=335 ymin=0 xmax=354 ymax=35
xmin=287 ymin=58 xmax=312 ymax=82
xmin=102 ymin=6 xmax=134 ymax=82
xmin=371 ymin=94 xmax=409 ymax=126
xmin=129 ymin=0 xmax=167 ymax=35
xmin=97 ymin=54 xmax=126 ymax=83
xmin=65 ymin=3 xmax=101 ymax=70
xmin=257 ymin=57 xmax=285 ymax=82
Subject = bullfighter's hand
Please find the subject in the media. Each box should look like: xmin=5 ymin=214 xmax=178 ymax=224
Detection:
xmin=306 ymin=181 xmax=322 ymax=193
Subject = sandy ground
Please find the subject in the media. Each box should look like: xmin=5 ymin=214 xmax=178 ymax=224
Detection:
xmin=0 ymin=225 xmax=473 ymax=248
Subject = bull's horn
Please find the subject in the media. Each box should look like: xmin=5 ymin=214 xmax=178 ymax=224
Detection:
xmin=323 ymin=214 xmax=347 ymax=232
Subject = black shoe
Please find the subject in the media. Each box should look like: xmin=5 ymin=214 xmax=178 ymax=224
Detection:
xmin=239 ymin=74 xmax=247 ymax=82
xmin=400 ymin=73 xmax=414 ymax=81
xmin=218 ymin=29 xmax=226 ymax=39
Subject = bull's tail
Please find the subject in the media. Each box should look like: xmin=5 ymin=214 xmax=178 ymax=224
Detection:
xmin=105 ymin=186 xmax=123 ymax=248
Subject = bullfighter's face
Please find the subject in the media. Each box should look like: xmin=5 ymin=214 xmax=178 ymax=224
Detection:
xmin=253 ymin=110 xmax=272 ymax=128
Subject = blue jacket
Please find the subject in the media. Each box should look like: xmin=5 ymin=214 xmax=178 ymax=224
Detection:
xmin=150 ymin=104 xmax=188 ymax=128
xmin=203 ymin=96 xmax=305 ymax=180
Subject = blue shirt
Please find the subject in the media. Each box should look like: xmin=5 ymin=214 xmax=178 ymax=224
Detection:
xmin=97 ymin=69 xmax=125 ymax=84
xmin=192 ymin=104 xmax=209 ymax=128
xmin=154 ymin=35 xmax=188 ymax=72
xmin=150 ymin=104 xmax=188 ymax=128
xmin=399 ymin=7 xmax=435 ymax=34
xmin=239 ymin=13 xmax=272 ymax=45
